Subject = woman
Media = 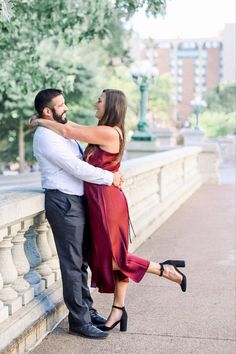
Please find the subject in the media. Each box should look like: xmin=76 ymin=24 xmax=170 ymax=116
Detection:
xmin=30 ymin=89 xmax=186 ymax=332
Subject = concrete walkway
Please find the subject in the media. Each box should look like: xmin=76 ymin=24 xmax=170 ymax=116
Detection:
xmin=31 ymin=183 xmax=236 ymax=354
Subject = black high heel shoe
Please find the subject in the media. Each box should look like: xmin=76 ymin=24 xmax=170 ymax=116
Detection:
xmin=161 ymin=260 xmax=185 ymax=268
xmin=159 ymin=260 xmax=187 ymax=292
xmin=99 ymin=305 xmax=128 ymax=332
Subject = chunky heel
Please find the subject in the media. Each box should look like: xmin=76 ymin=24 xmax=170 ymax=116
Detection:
xmin=99 ymin=305 xmax=128 ymax=332
xmin=120 ymin=309 xmax=128 ymax=331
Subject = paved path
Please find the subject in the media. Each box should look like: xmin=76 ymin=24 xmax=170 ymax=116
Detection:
xmin=31 ymin=183 xmax=236 ymax=354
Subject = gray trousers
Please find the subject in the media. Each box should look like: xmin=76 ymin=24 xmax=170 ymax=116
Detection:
xmin=45 ymin=189 xmax=93 ymax=326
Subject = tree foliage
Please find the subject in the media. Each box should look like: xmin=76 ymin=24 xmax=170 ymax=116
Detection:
xmin=196 ymin=83 xmax=236 ymax=137
xmin=204 ymin=83 xmax=236 ymax=114
xmin=148 ymin=74 xmax=174 ymax=123
xmin=190 ymin=111 xmax=235 ymax=138
xmin=0 ymin=0 xmax=168 ymax=169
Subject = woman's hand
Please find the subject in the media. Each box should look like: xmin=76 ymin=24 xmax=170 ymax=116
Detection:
xmin=28 ymin=115 xmax=39 ymax=129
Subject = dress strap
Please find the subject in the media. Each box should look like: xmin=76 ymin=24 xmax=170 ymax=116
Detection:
xmin=113 ymin=127 xmax=123 ymax=141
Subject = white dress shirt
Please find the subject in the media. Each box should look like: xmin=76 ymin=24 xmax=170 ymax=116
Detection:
xmin=33 ymin=127 xmax=113 ymax=196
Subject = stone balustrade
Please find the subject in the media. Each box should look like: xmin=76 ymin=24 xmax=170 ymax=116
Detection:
xmin=0 ymin=146 xmax=218 ymax=353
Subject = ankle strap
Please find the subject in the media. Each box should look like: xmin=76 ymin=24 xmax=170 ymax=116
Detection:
xmin=112 ymin=305 xmax=125 ymax=310
xmin=159 ymin=263 xmax=164 ymax=277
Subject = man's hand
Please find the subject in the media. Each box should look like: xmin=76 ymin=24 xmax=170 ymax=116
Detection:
xmin=112 ymin=171 xmax=124 ymax=188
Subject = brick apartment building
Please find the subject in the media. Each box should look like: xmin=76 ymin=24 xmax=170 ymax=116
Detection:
xmin=154 ymin=39 xmax=223 ymax=123
xmin=142 ymin=38 xmax=223 ymax=124
xmin=129 ymin=24 xmax=235 ymax=125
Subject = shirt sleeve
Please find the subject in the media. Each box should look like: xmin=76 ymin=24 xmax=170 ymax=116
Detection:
xmin=35 ymin=128 xmax=113 ymax=186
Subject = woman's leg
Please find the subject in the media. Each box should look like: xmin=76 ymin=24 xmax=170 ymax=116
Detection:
xmin=105 ymin=277 xmax=128 ymax=327
xmin=103 ymin=260 xmax=128 ymax=327
xmin=104 ymin=259 xmax=185 ymax=328
xmin=113 ymin=258 xmax=183 ymax=286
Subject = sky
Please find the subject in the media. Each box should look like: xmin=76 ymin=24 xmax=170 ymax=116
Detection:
xmin=130 ymin=0 xmax=236 ymax=39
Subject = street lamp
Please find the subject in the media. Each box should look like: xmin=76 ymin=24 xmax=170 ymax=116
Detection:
xmin=130 ymin=60 xmax=158 ymax=141
xmin=190 ymin=96 xmax=207 ymax=130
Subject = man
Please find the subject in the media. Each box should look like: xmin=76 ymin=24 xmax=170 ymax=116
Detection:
xmin=33 ymin=88 xmax=123 ymax=339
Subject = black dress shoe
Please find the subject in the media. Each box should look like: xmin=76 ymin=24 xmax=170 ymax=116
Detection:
xmin=90 ymin=308 xmax=107 ymax=325
xmin=69 ymin=322 xmax=109 ymax=339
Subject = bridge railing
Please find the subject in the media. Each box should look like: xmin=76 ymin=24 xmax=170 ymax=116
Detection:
xmin=0 ymin=145 xmax=219 ymax=354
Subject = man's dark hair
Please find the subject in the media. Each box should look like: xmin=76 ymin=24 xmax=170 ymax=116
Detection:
xmin=34 ymin=89 xmax=63 ymax=115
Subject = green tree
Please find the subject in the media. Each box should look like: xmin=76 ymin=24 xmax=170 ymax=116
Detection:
xmin=194 ymin=82 xmax=236 ymax=137
xmin=204 ymin=83 xmax=236 ymax=114
xmin=148 ymin=74 xmax=174 ymax=123
xmin=0 ymin=0 xmax=167 ymax=171
xmin=190 ymin=111 xmax=235 ymax=137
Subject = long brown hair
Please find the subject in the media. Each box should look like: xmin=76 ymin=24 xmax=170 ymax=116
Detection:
xmin=85 ymin=89 xmax=127 ymax=160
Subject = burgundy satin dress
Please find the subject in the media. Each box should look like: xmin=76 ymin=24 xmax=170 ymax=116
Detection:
xmin=84 ymin=146 xmax=150 ymax=293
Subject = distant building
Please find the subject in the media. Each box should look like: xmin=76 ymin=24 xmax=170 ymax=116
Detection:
xmin=153 ymin=38 xmax=223 ymax=122
xmin=130 ymin=26 xmax=235 ymax=124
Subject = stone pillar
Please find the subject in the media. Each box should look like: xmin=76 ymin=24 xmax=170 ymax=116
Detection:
xmin=0 ymin=227 xmax=22 ymax=315
xmin=11 ymin=221 xmax=34 ymax=305
xmin=199 ymin=142 xmax=220 ymax=184
xmin=126 ymin=140 xmax=160 ymax=159
xmin=182 ymin=128 xmax=206 ymax=146
xmin=35 ymin=213 xmax=55 ymax=288
xmin=24 ymin=226 xmax=45 ymax=296
xmin=47 ymin=227 xmax=61 ymax=281
xmin=153 ymin=127 xmax=176 ymax=148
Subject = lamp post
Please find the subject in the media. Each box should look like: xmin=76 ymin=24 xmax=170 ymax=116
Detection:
xmin=190 ymin=96 xmax=207 ymax=130
xmin=130 ymin=60 xmax=158 ymax=141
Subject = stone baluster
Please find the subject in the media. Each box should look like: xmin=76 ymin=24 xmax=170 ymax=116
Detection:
xmin=35 ymin=213 xmax=55 ymax=288
xmin=0 ymin=226 xmax=22 ymax=315
xmin=47 ymin=226 xmax=61 ymax=280
xmin=11 ymin=220 xmax=34 ymax=305
xmin=0 ymin=271 xmax=8 ymax=323
xmin=0 ymin=228 xmax=9 ymax=323
xmin=24 ymin=226 xmax=45 ymax=296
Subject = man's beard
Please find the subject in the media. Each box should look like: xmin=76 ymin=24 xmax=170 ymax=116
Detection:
xmin=52 ymin=108 xmax=68 ymax=124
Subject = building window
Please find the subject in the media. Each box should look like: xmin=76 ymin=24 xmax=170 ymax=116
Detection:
xmin=177 ymin=49 xmax=198 ymax=58
xmin=177 ymin=77 xmax=183 ymax=84
xmin=177 ymin=94 xmax=182 ymax=102
xmin=178 ymin=68 xmax=183 ymax=75
xmin=178 ymin=59 xmax=183 ymax=66
xmin=180 ymin=41 xmax=197 ymax=49
xmin=157 ymin=42 xmax=171 ymax=49
xmin=203 ymin=41 xmax=221 ymax=49
xmin=177 ymin=86 xmax=182 ymax=93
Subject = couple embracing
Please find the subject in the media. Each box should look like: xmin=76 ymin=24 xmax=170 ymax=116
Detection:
xmin=31 ymin=88 xmax=186 ymax=339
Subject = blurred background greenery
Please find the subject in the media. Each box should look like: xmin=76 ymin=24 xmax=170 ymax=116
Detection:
xmin=0 ymin=0 xmax=235 ymax=172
